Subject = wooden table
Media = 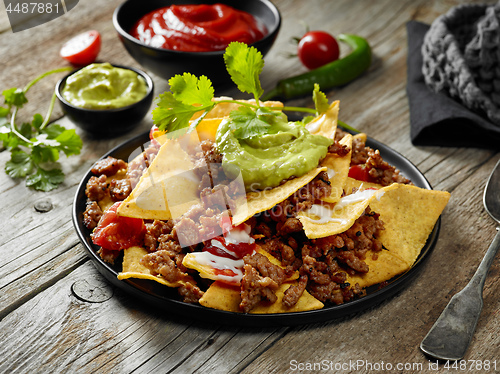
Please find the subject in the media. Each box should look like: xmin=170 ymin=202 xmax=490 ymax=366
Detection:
xmin=1 ymin=0 xmax=499 ymax=372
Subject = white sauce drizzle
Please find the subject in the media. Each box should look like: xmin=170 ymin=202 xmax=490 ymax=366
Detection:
xmin=193 ymin=223 xmax=256 ymax=283
xmin=334 ymin=188 xmax=382 ymax=209
xmin=191 ymin=251 xmax=245 ymax=282
xmin=223 ymin=223 xmax=254 ymax=245
xmin=301 ymin=204 xmax=347 ymax=224
xmin=301 ymin=188 xmax=385 ymax=225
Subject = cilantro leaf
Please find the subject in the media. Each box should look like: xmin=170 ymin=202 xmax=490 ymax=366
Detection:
xmin=224 ymin=42 xmax=264 ymax=101
xmin=153 ymin=92 xmax=202 ymax=134
xmin=1 ymin=68 xmax=83 ymax=191
xmin=26 ymin=166 xmax=64 ymax=191
xmin=3 ymin=88 xmax=28 ymax=107
xmin=5 ymin=151 xmax=33 ymax=178
xmin=0 ymin=106 xmax=9 ymax=117
xmin=19 ymin=122 xmax=32 ymax=140
xmin=31 ymin=113 xmax=44 ymax=129
xmin=31 ymin=144 xmax=59 ymax=163
xmin=53 ymin=128 xmax=82 ymax=156
xmin=169 ymin=73 xmax=214 ymax=106
xmin=230 ymin=106 xmax=271 ymax=139
xmin=152 ymin=73 xmax=215 ymax=134
xmin=312 ymin=84 xmax=329 ymax=114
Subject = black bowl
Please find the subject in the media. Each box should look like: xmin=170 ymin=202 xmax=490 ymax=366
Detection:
xmin=56 ymin=64 xmax=154 ymax=138
xmin=113 ymin=0 xmax=281 ymax=88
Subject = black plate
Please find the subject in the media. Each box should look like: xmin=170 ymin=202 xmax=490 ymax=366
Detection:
xmin=73 ymin=131 xmax=440 ymax=326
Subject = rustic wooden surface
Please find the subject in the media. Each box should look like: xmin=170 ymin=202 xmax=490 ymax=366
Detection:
xmin=1 ymin=0 xmax=499 ymax=373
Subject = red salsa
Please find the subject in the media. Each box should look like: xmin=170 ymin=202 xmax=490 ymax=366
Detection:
xmin=130 ymin=3 xmax=267 ymax=52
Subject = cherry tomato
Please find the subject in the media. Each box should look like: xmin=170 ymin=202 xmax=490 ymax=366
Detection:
xmin=348 ymin=165 xmax=375 ymax=183
xmin=297 ymin=31 xmax=340 ymax=70
xmin=60 ymin=30 xmax=101 ymax=66
xmin=91 ymin=202 xmax=145 ymax=251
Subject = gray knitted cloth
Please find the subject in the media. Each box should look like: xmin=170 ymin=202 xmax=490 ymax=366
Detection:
xmin=422 ymin=2 xmax=500 ymax=126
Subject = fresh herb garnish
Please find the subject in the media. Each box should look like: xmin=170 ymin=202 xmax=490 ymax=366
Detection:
xmin=0 ymin=67 xmax=83 ymax=191
xmin=152 ymin=41 xmax=357 ymax=138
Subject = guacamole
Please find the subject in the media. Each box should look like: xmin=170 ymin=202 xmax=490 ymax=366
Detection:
xmin=216 ymin=115 xmax=333 ymax=191
xmin=62 ymin=63 xmax=148 ymax=110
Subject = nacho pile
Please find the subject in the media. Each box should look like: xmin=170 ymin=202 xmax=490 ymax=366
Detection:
xmin=83 ymin=98 xmax=450 ymax=315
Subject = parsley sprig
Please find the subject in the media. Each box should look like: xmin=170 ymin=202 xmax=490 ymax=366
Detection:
xmin=152 ymin=42 xmax=334 ymax=139
xmin=0 ymin=67 xmax=83 ymax=191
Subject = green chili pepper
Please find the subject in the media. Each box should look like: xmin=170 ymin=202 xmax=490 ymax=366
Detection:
xmin=262 ymin=34 xmax=371 ymax=100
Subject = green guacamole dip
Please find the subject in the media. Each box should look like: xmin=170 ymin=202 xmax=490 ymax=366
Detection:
xmin=62 ymin=63 xmax=148 ymax=110
xmin=216 ymin=115 xmax=333 ymax=191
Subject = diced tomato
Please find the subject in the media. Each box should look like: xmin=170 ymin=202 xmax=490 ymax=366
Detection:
xmin=219 ymin=215 xmax=232 ymax=234
xmin=203 ymin=236 xmax=256 ymax=259
xmin=213 ymin=268 xmax=238 ymax=277
xmin=60 ymin=30 xmax=101 ymax=66
xmin=91 ymin=202 xmax=145 ymax=251
xmin=227 ymin=241 xmax=256 ymax=259
xmin=348 ymin=165 xmax=376 ymax=183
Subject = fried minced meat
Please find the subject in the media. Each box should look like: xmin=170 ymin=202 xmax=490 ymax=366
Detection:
xmin=83 ymin=201 xmax=103 ymax=230
xmin=140 ymin=248 xmax=205 ymax=303
xmin=336 ymin=128 xmax=411 ymax=186
xmin=126 ymin=142 xmax=160 ymax=189
xmin=240 ymin=264 xmax=279 ymax=313
xmin=263 ymin=171 xmax=332 ymax=223
xmin=282 ymin=274 xmax=308 ymax=308
xmin=253 ymin=207 xmax=382 ymax=306
xmin=328 ymin=139 xmax=351 ymax=157
xmin=85 ymin=174 xmax=109 ymax=202
xmin=239 ymin=252 xmax=291 ymax=312
xmin=91 ymin=156 xmax=127 ymax=176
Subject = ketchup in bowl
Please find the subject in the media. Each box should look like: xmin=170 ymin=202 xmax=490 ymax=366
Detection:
xmin=130 ymin=3 xmax=267 ymax=52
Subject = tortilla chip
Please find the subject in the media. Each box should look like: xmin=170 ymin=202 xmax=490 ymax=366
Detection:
xmin=305 ymin=100 xmax=339 ymax=139
xmin=231 ymin=167 xmax=328 ymax=226
xmin=258 ymin=248 xmax=299 ymax=281
xmin=199 ymin=281 xmax=323 ymax=313
xmin=182 ymin=252 xmax=242 ymax=285
xmin=343 ymin=177 xmax=384 ymax=194
xmin=252 ymin=284 xmax=324 ymax=314
xmin=352 ymin=132 xmax=367 ymax=143
xmin=346 ymin=249 xmax=411 ymax=289
xmin=369 ymin=184 xmax=450 ymax=265
xmin=321 ymin=133 xmax=352 ymax=203
xmin=117 ymin=135 xmax=200 ymax=220
xmin=199 ymin=282 xmax=241 ymax=312
xmin=182 ymin=247 xmax=298 ymax=284
xmin=298 ymin=184 xmax=397 ymax=239
xmin=117 ymin=246 xmax=181 ymax=288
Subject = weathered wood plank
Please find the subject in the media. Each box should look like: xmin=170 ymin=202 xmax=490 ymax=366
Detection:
xmin=0 ymin=262 xmax=288 ymax=374
xmin=1 ymin=0 xmax=499 ymax=372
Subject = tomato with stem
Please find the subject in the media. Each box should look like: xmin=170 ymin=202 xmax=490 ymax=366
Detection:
xmin=297 ymin=31 xmax=340 ymax=70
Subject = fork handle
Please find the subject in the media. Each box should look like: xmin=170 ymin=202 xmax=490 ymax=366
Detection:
xmin=420 ymin=228 xmax=500 ymax=361
xmin=469 ymin=227 xmax=500 ymax=292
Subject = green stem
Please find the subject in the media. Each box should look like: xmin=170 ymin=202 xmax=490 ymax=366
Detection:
xmin=338 ymin=120 xmax=359 ymax=133
xmin=10 ymin=107 xmax=32 ymax=143
xmin=281 ymin=106 xmax=316 ymax=114
xmin=40 ymin=91 xmax=57 ymax=130
xmin=214 ymin=99 xmax=317 ymax=115
xmin=24 ymin=66 xmax=73 ymax=93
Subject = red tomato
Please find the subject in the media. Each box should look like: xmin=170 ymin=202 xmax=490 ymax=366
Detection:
xmin=348 ymin=165 xmax=375 ymax=183
xmin=91 ymin=202 xmax=145 ymax=251
xmin=297 ymin=31 xmax=340 ymax=70
xmin=60 ymin=30 xmax=101 ymax=66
